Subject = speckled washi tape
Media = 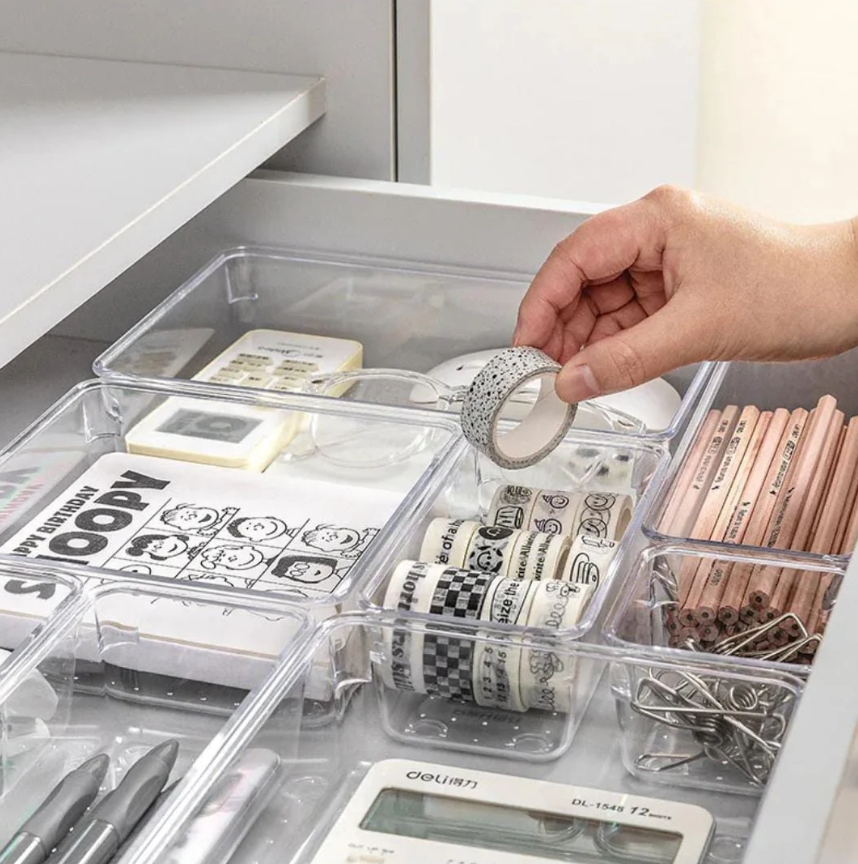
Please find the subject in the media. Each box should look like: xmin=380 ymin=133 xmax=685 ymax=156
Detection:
xmin=460 ymin=347 xmax=577 ymax=469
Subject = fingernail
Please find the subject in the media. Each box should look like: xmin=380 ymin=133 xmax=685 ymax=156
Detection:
xmin=557 ymin=364 xmax=600 ymax=403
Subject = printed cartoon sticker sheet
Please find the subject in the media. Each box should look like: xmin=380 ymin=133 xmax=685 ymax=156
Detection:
xmin=0 ymin=453 xmax=401 ymax=610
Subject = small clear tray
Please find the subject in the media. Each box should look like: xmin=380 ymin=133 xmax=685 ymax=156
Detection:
xmin=111 ymin=614 xmax=804 ymax=864
xmin=93 ymin=247 xmax=716 ymax=442
xmin=603 ymin=543 xmax=846 ymax=677
xmin=0 ymin=379 xmax=461 ymax=613
xmin=643 ymin=354 xmax=858 ymax=562
xmin=359 ymin=428 xmax=670 ymax=640
xmin=0 ymin=574 xmax=312 ymax=850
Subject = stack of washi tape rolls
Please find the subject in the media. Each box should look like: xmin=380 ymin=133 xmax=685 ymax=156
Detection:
xmin=382 ymin=484 xmax=634 ymax=712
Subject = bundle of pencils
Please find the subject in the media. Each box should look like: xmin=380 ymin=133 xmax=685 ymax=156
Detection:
xmin=659 ymin=396 xmax=857 ymax=660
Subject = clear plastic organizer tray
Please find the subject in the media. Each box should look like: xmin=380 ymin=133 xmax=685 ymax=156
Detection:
xmin=114 ymin=614 xmax=804 ymax=864
xmin=603 ymin=543 xmax=847 ymax=678
xmin=93 ymin=246 xmax=715 ymax=442
xmin=358 ymin=425 xmax=671 ymax=641
xmin=0 ymin=572 xmax=312 ymax=852
xmin=0 ymin=379 xmax=463 ymax=614
xmin=644 ymin=353 xmax=858 ymax=562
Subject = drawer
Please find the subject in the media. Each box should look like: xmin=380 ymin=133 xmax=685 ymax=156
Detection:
xmin=5 ymin=172 xmax=858 ymax=864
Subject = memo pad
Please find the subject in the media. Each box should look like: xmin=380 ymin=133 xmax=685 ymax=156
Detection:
xmin=0 ymin=453 xmax=403 ymax=687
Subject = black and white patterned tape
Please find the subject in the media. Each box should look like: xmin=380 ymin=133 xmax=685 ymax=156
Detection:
xmin=559 ymin=534 xmax=618 ymax=589
xmin=572 ymin=492 xmax=634 ymax=541
xmin=424 ymin=570 xmax=494 ymax=702
xmin=519 ymin=580 xmax=590 ymax=713
xmin=460 ymin=347 xmax=577 ymax=470
xmin=528 ymin=489 xmax=585 ymax=535
xmin=488 ymin=485 xmax=538 ymax=531
xmin=420 ymin=518 xmax=482 ymax=566
xmin=473 ymin=578 xmax=537 ymax=711
xmin=381 ymin=560 xmax=439 ymax=693
xmin=464 ymin=524 xmax=517 ymax=574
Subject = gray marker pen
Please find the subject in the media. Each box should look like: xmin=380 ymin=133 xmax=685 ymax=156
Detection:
xmin=46 ymin=740 xmax=179 ymax=864
xmin=0 ymin=754 xmax=109 ymax=864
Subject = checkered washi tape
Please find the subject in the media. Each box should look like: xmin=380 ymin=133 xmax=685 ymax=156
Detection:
xmin=423 ymin=569 xmax=493 ymax=702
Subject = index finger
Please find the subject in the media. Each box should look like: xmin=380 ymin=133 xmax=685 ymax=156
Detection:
xmin=513 ymin=196 xmax=667 ymax=356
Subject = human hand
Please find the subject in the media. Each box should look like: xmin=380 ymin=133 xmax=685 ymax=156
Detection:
xmin=513 ymin=186 xmax=858 ymax=403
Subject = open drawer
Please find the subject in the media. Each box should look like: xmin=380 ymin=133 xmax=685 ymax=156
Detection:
xmin=4 ymin=173 xmax=858 ymax=864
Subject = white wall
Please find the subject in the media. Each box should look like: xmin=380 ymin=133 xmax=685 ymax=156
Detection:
xmin=429 ymin=0 xmax=702 ymax=206
xmin=696 ymin=0 xmax=858 ymax=223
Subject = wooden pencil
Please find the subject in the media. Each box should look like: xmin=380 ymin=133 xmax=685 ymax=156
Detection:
xmin=805 ymin=425 xmax=858 ymax=638
xmin=767 ymin=407 xmax=843 ymax=622
xmin=831 ymin=416 xmax=858 ymax=554
xmin=674 ymin=407 xmax=740 ymax=538
xmin=691 ymin=409 xmax=768 ymax=623
xmin=674 ymin=407 xmax=740 ymax=621
xmin=788 ymin=421 xmax=856 ymax=635
xmin=660 ymin=409 xmax=721 ymax=534
xmin=737 ymin=407 xmax=809 ymax=620
xmin=717 ymin=409 xmax=790 ymax=624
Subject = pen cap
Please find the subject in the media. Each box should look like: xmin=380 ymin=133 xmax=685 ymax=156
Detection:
xmin=22 ymin=755 xmax=110 ymax=851
xmin=91 ymin=741 xmax=179 ymax=842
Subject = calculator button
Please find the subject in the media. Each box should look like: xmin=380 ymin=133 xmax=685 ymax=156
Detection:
xmin=237 ymin=352 xmax=271 ymax=363
xmin=277 ymin=360 xmax=319 ymax=374
xmin=209 ymin=374 xmax=239 ymax=385
xmin=271 ymin=379 xmax=301 ymax=393
xmin=209 ymin=368 xmax=246 ymax=381
xmin=243 ymin=373 xmax=273 ymax=388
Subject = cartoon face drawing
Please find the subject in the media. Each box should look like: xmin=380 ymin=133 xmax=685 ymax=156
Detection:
xmin=199 ymin=544 xmax=266 ymax=572
xmin=227 ymin=516 xmax=288 ymax=543
xmin=301 ymin=525 xmax=362 ymax=554
xmin=160 ymin=504 xmax=220 ymax=531
xmin=126 ymin=534 xmax=192 ymax=560
xmin=119 ymin=564 xmax=152 ymax=574
xmin=270 ymin=554 xmax=339 ymax=584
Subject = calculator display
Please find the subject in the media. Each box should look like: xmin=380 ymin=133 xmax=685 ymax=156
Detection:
xmin=360 ymin=788 xmax=682 ymax=863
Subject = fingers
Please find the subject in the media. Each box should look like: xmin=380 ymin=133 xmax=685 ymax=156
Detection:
xmin=555 ymin=298 xmax=707 ymax=403
xmin=513 ymin=196 xmax=668 ymax=352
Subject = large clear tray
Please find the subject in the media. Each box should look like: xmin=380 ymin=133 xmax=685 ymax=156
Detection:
xmin=93 ymin=247 xmax=716 ymax=442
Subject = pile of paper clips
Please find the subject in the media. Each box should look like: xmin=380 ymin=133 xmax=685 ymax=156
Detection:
xmin=629 ymin=666 xmax=795 ymax=786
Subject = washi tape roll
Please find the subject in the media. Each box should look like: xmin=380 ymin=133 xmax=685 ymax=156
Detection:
xmin=519 ymin=580 xmax=593 ymax=713
xmin=506 ymin=530 xmax=571 ymax=582
xmin=488 ymin=485 xmax=538 ymax=531
xmin=380 ymin=560 xmax=440 ymax=693
xmin=528 ymin=489 xmax=586 ymax=535
xmin=472 ymin=578 xmax=537 ymax=712
xmin=572 ymin=491 xmax=634 ymax=541
xmin=423 ymin=568 xmax=495 ymax=703
xmin=419 ymin=519 xmax=483 ymax=566
xmin=464 ymin=524 xmax=519 ymax=575
xmin=460 ymin=347 xmax=577 ymax=470
xmin=558 ymin=534 xmax=618 ymax=589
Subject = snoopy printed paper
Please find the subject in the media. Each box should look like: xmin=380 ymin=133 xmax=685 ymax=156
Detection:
xmin=0 ymin=452 xmax=401 ymax=607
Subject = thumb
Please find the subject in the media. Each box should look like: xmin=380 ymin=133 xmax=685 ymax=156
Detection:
xmin=554 ymin=302 xmax=706 ymax=403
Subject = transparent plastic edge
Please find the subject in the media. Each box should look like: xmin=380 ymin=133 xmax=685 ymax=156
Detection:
xmin=639 ymin=358 xmax=853 ymax=566
xmin=358 ymin=437 xmax=673 ymax=642
xmin=116 ymin=607 xmax=808 ymax=864
xmin=117 ymin=611 xmax=329 ymax=864
xmin=93 ymin=246 xmax=718 ymax=440
xmin=601 ymin=540 xmax=845 ymax=678
xmin=0 ymin=378 xmax=464 ymax=614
